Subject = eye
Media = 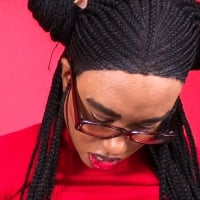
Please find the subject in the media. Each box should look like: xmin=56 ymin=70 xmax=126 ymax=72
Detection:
xmin=91 ymin=112 xmax=114 ymax=123
xmin=134 ymin=123 xmax=157 ymax=131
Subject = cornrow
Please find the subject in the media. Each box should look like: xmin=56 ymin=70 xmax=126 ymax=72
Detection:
xmin=143 ymin=1 xmax=158 ymax=62
xmin=29 ymin=0 xmax=200 ymax=78
xmin=22 ymin=0 xmax=200 ymax=199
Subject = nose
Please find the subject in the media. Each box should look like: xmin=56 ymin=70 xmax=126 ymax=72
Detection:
xmin=101 ymin=135 xmax=128 ymax=156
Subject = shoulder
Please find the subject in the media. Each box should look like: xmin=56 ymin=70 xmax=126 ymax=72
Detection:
xmin=0 ymin=124 xmax=41 ymax=198
xmin=0 ymin=124 xmax=40 ymax=159
xmin=0 ymin=123 xmax=40 ymax=144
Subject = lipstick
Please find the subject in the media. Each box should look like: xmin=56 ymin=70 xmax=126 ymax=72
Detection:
xmin=88 ymin=153 xmax=121 ymax=170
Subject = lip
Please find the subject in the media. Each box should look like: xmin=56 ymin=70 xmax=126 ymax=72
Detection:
xmin=88 ymin=153 xmax=121 ymax=170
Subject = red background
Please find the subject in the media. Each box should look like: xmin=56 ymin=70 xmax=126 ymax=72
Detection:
xmin=0 ymin=0 xmax=64 ymax=135
xmin=0 ymin=1 xmax=199 ymax=136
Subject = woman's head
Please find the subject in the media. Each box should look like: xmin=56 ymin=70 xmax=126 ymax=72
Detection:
xmin=28 ymin=0 xmax=199 ymax=178
xmin=22 ymin=0 xmax=200 ymax=199
xmin=45 ymin=0 xmax=199 ymax=168
xmin=30 ymin=0 xmax=200 ymax=81
xmin=61 ymin=58 xmax=182 ymax=168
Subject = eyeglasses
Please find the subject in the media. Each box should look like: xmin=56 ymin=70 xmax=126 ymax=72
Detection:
xmin=68 ymin=74 xmax=176 ymax=145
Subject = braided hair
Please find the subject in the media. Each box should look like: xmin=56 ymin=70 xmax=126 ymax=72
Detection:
xmin=20 ymin=0 xmax=200 ymax=199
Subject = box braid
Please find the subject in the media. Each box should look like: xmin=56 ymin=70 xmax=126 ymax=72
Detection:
xmin=20 ymin=0 xmax=200 ymax=199
xmin=147 ymin=99 xmax=200 ymax=199
xmin=20 ymin=62 xmax=69 ymax=199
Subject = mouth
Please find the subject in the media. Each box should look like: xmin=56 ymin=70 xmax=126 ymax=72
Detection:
xmin=88 ymin=153 xmax=121 ymax=170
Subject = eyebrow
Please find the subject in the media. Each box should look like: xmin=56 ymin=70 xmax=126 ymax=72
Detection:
xmin=86 ymin=98 xmax=172 ymax=124
xmin=86 ymin=98 xmax=121 ymax=119
xmin=139 ymin=111 xmax=171 ymax=124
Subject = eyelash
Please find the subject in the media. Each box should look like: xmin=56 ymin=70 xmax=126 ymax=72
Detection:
xmin=91 ymin=112 xmax=156 ymax=131
xmin=91 ymin=113 xmax=114 ymax=123
xmin=134 ymin=124 xmax=155 ymax=131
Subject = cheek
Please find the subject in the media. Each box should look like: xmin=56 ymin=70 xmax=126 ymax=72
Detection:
xmin=65 ymin=92 xmax=144 ymax=160
xmin=65 ymin=93 xmax=97 ymax=151
xmin=65 ymin=91 xmax=74 ymax=127
xmin=126 ymin=142 xmax=144 ymax=156
xmin=70 ymin=130 xmax=97 ymax=152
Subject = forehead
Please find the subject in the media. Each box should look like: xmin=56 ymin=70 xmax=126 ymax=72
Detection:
xmin=75 ymin=70 xmax=182 ymax=119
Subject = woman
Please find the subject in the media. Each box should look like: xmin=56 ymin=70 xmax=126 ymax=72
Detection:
xmin=0 ymin=0 xmax=200 ymax=199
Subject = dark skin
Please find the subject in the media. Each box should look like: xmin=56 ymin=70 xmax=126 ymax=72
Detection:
xmin=61 ymin=58 xmax=182 ymax=169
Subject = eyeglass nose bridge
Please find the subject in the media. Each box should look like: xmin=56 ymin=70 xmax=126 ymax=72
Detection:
xmin=95 ymin=124 xmax=138 ymax=142
xmin=113 ymin=128 xmax=145 ymax=142
xmin=107 ymin=128 xmax=131 ymax=142
xmin=76 ymin=120 xmax=132 ymax=139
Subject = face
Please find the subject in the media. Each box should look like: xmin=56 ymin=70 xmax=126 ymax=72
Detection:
xmin=62 ymin=62 xmax=182 ymax=170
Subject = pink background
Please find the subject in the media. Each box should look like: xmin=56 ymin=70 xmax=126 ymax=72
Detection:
xmin=0 ymin=0 xmax=64 ymax=135
xmin=0 ymin=1 xmax=200 ymax=136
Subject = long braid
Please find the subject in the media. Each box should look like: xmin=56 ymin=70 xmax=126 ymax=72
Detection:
xmin=20 ymin=62 xmax=64 ymax=199
xmin=178 ymin=100 xmax=200 ymax=187
xmin=32 ymin=86 xmax=69 ymax=200
xmin=148 ymin=99 xmax=200 ymax=200
xmin=46 ymin=88 xmax=69 ymax=199
xmin=29 ymin=64 xmax=63 ymax=199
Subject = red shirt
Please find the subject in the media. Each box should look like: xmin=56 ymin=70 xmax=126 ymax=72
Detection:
xmin=0 ymin=123 xmax=199 ymax=200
